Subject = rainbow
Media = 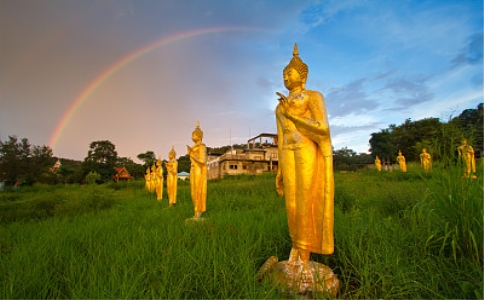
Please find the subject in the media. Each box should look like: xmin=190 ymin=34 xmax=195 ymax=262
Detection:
xmin=49 ymin=26 xmax=261 ymax=150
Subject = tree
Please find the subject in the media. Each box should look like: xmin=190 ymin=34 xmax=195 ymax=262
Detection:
xmin=369 ymin=129 xmax=396 ymax=160
xmin=0 ymin=136 xmax=30 ymax=182
xmin=333 ymin=147 xmax=372 ymax=171
xmin=57 ymin=158 xmax=83 ymax=184
xmin=137 ymin=151 xmax=156 ymax=168
xmin=85 ymin=171 xmax=101 ymax=184
xmin=177 ymin=154 xmax=191 ymax=173
xmin=0 ymin=136 xmax=54 ymax=184
xmin=368 ymin=103 xmax=482 ymax=163
xmin=450 ymin=103 xmax=483 ymax=157
xmin=83 ymin=140 xmax=117 ymax=183
xmin=26 ymin=145 xmax=55 ymax=183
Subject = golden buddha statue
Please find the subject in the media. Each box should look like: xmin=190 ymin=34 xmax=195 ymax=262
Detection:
xmin=259 ymin=44 xmax=338 ymax=296
xmin=375 ymin=155 xmax=382 ymax=172
xmin=187 ymin=121 xmax=207 ymax=219
xmin=144 ymin=167 xmax=152 ymax=191
xmin=165 ymin=146 xmax=178 ymax=206
xmin=150 ymin=165 xmax=156 ymax=193
xmin=154 ymin=157 xmax=164 ymax=200
xmin=420 ymin=148 xmax=432 ymax=173
xmin=457 ymin=139 xmax=477 ymax=178
xmin=397 ymin=150 xmax=407 ymax=172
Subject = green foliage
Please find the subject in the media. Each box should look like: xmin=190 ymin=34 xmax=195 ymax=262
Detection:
xmin=333 ymin=147 xmax=373 ymax=171
xmin=410 ymin=163 xmax=483 ymax=264
xmin=0 ymin=184 xmax=118 ymax=223
xmin=0 ymin=172 xmax=481 ymax=298
xmin=369 ymin=103 xmax=483 ymax=162
xmin=137 ymin=150 xmax=156 ymax=168
xmin=0 ymin=136 xmax=55 ymax=184
xmin=177 ymin=154 xmax=191 ymax=173
xmin=82 ymin=140 xmax=117 ymax=183
xmin=85 ymin=171 xmax=101 ymax=184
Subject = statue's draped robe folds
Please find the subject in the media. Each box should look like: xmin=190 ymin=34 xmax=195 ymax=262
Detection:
xmin=276 ymin=90 xmax=334 ymax=255
xmin=145 ymin=171 xmax=150 ymax=191
xmin=166 ymin=159 xmax=178 ymax=205
xmin=190 ymin=143 xmax=207 ymax=213
xmin=155 ymin=165 xmax=163 ymax=200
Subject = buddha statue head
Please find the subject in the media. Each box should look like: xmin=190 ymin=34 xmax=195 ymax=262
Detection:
xmin=169 ymin=146 xmax=176 ymax=160
xmin=192 ymin=121 xmax=203 ymax=142
xmin=283 ymin=43 xmax=309 ymax=90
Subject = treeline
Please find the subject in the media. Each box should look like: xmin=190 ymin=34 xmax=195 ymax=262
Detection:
xmin=0 ymin=138 xmax=146 ymax=185
xmin=1 ymin=104 xmax=481 ymax=185
xmin=369 ymin=103 xmax=483 ymax=164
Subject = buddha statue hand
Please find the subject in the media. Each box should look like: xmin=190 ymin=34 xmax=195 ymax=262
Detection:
xmin=276 ymin=92 xmax=288 ymax=103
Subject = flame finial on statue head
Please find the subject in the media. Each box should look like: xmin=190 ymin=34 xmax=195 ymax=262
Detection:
xmin=293 ymin=43 xmax=299 ymax=56
xmin=169 ymin=146 xmax=176 ymax=158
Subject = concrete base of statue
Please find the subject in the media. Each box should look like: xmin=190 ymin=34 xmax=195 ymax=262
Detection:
xmin=185 ymin=217 xmax=207 ymax=223
xmin=258 ymin=256 xmax=339 ymax=297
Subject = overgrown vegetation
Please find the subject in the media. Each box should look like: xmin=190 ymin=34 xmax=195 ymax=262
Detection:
xmin=369 ymin=103 xmax=483 ymax=162
xmin=1 ymin=164 xmax=481 ymax=298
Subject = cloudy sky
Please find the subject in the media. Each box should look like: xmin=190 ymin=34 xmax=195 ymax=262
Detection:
xmin=1 ymin=0 xmax=482 ymax=162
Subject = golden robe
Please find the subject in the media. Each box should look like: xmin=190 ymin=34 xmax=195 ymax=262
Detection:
xmin=276 ymin=90 xmax=334 ymax=255
xmin=190 ymin=143 xmax=207 ymax=212
xmin=166 ymin=159 xmax=178 ymax=205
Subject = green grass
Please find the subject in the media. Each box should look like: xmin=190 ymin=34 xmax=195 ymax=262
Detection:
xmin=0 ymin=167 xmax=482 ymax=298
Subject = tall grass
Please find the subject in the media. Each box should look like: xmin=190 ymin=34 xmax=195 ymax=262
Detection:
xmin=0 ymin=168 xmax=482 ymax=298
xmin=410 ymin=161 xmax=482 ymax=263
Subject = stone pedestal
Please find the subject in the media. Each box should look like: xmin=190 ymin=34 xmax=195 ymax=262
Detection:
xmin=184 ymin=217 xmax=207 ymax=223
xmin=258 ymin=256 xmax=339 ymax=297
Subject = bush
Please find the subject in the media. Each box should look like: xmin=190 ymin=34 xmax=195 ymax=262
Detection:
xmin=85 ymin=171 xmax=101 ymax=184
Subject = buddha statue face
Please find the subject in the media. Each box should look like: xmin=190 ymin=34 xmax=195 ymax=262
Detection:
xmin=422 ymin=148 xmax=427 ymax=153
xmin=192 ymin=132 xmax=202 ymax=143
xmin=283 ymin=67 xmax=305 ymax=91
xmin=462 ymin=139 xmax=468 ymax=146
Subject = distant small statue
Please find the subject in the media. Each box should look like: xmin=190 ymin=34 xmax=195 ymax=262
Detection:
xmin=457 ymin=139 xmax=477 ymax=179
xmin=420 ymin=148 xmax=432 ymax=173
xmin=150 ymin=165 xmax=156 ymax=192
xmin=49 ymin=158 xmax=61 ymax=173
xmin=144 ymin=167 xmax=152 ymax=192
xmin=375 ymin=155 xmax=382 ymax=171
xmin=155 ymin=157 xmax=164 ymax=200
xmin=165 ymin=146 xmax=178 ymax=206
xmin=397 ymin=150 xmax=407 ymax=172
xmin=187 ymin=121 xmax=207 ymax=219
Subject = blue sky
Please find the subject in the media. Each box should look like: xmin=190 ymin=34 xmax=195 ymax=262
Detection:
xmin=1 ymin=0 xmax=482 ymax=161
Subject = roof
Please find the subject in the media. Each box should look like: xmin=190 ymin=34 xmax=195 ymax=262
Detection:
xmin=178 ymin=171 xmax=190 ymax=176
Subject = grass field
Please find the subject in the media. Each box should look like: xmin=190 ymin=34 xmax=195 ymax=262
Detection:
xmin=0 ymin=163 xmax=482 ymax=299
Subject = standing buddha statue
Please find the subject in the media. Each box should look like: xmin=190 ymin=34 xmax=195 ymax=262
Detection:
xmin=165 ymin=146 xmax=178 ymax=206
xmin=187 ymin=121 xmax=207 ymax=219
